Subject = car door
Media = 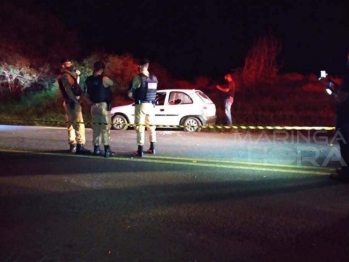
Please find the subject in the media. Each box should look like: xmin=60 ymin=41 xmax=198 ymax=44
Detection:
xmin=161 ymin=91 xmax=194 ymax=126
xmin=154 ymin=91 xmax=168 ymax=126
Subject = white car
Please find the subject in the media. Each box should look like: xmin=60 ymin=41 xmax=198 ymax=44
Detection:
xmin=110 ymin=89 xmax=216 ymax=132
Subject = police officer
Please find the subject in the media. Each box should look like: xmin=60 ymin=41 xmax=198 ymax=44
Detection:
xmin=84 ymin=61 xmax=115 ymax=158
xmin=57 ymin=58 xmax=90 ymax=154
xmin=128 ymin=58 xmax=158 ymax=157
xmin=329 ymin=52 xmax=349 ymax=182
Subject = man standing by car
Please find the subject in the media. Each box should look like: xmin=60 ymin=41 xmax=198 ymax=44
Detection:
xmin=57 ymin=58 xmax=90 ymax=154
xmin=84 ymin=61 xmax=115 ymax=158
xmin=128 ymin=58 xmax=158 ymax=157
xmin=215 ymin=73 xmax=236 ymax=127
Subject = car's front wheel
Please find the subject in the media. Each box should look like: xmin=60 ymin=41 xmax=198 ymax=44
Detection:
xmin=183 ymin=117 xmax=202 ymax=132
xmin=111 ymin=114 xmax=129 ymax=130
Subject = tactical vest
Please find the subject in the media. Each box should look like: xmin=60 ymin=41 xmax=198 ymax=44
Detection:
xmin=57 ymin=73 xmax=82 ymax=99
xmin=85 ymin=75 xmax=112 ymax=103
xmin=133 ymin=73 xmax=158 ymax=102
xmin=57 ymin=75 xmax=68 ymax=99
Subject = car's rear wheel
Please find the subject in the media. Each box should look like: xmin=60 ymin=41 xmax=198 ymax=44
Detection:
xmin=111 ymin=114 xmax=129 ymax=130
xmin=183 ymin=117 xmax=202 ymax=132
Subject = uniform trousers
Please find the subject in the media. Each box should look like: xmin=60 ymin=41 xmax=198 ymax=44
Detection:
xmin=134 ymin=103 xmax=156 ymax=146
xmin=63 ymin=100 xmax=86 ymax=145
xmin=91 ymin=102 xmax=111 ymax=146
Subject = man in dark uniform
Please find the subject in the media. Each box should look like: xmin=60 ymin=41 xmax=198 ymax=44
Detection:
xmin=57 ymin=58 xmax=90 ymax=154
xmin=84 ymin=61 xmax=115 ymax=158
xmin=216 ymin=73 xmax=236 ymax=127
xmin=330 ymin=52 xmax=349 ymax=182
xmin=128 ymin=58 xmax=158 ymax=157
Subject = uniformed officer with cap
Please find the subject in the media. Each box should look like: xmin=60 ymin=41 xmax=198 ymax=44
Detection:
xmin=57 ymin=58 xmax=90 ymax=154
xmin=84 ymin=61 xmax=115 ymax=158
xmin=128 ymin=58 xmax=158 ymax=157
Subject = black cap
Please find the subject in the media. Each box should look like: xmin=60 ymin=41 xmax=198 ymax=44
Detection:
xmin=93 ymin=61 xmax=105 ymax=71
xmin=60 ymin=58 xmax=71 ymax=65
xmin=139 ymin=58 xmax=150 ymax=66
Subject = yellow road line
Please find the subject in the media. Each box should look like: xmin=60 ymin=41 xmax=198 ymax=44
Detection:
xmin=145 ymin=155 xmax=334 ymax=171
xmin=0 ymin=148 xmax=333 ymax=175
xmin=120 ymin=157 xmax=331 ymax=175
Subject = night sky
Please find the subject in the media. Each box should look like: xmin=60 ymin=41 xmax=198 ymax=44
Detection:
xmin=34 ymin=0 xmax=349 ymax=79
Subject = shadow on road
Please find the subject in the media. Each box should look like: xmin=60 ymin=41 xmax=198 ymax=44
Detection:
xmin=1 ymin=150 xmax=348 ymax=262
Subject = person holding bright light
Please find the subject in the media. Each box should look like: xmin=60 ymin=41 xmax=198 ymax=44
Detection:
xmin=328 ymin=52 xmax=349 ymax=182
xmin=215 ymin=73 xmax=236 ymax=127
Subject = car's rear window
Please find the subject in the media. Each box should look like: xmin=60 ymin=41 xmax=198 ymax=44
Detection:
xmin=195 ymin=90 xmax=213 ymax=103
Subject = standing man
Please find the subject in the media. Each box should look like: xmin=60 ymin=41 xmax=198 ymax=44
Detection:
xmin=84 ymin=61 xmax=115 ymax=158
xmin=215 ymin=73 xmax=236 ymax=127
xmin=329 ymin=52 xmax=349 ymax=182
xmin=128 ymin=58 xmax=158 ymax=157
xmin=57 ymin=58 xmax=90 ymax=154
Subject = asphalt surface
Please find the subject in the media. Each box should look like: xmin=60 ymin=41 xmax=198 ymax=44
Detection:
xmin=0 ymin=125 xmax=349 ymax=262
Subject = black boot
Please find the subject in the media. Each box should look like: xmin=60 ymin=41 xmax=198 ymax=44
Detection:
xmin=69 ymin=143 xmax=77 ymax=153
xmin=104 ymin=145 xmax=115 ymax=158
xmin=146 ymin=142 xmax=156 ymax=154
xmin=134 ymin=145 xmax=143 ymax=157
xmin=93 ymin=145 xmax=103 ymax=156
xmin=76 ymin=144 xmax=91 ymax=154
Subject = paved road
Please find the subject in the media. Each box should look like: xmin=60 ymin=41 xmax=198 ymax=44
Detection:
xmin=0 ymin=125 xmax=348 ymax=262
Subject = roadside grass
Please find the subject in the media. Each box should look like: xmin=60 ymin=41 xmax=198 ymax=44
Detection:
xmin=208 ymin=82 xmax=336 ymax=127
xmin=0 ymin=77 xmax=337 ymax=129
